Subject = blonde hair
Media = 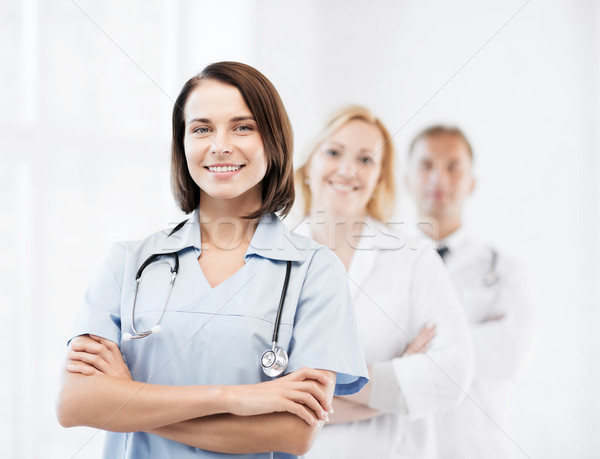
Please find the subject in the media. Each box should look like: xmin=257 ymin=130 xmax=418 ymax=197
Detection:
xmin=295 ymin=105 xmax=396 ymax=222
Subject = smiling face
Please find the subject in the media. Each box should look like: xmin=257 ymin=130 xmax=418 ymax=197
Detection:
xmin=183 ymin=79 xmax=267 ymax=210
xmin=406 ymin=133 xmax=475 ymax=220
xmin=307 ymin=119 xmax=384 ymax=219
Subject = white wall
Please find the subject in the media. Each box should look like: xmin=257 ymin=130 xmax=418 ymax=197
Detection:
xmin=1 ymin=1 xmax=598 ymax=457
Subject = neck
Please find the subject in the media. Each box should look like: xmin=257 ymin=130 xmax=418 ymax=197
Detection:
xmin=419 ymin=213 xmax=462 ymax=241
xmin=198 ymin=191 xmax=261 ymax=248
xmin=308 ymin=210 xmax=368 ymax=268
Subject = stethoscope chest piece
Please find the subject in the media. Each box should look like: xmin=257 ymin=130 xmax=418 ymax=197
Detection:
xmin=261 ymin=344 xmax=289 ymax=377
xmin=260 ymin=260 xmax=292 ymax=378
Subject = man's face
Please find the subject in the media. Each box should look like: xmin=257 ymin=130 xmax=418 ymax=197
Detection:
xmin=406 ymin=133 xmax=475 ymax=220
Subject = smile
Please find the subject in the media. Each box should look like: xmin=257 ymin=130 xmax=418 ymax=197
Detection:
xmin=328 ymin=181 xmax=358 ymax=192
xmin=206 ymin=165 xmax=244 ymax=173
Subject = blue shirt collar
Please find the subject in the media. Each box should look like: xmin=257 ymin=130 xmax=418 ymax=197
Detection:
xmin=246 ymin=213 xmax=305 ymax=261
xmin=154 ymin=209 xmax=305 ymax=262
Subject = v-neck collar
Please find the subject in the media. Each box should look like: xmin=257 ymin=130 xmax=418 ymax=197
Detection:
xmin=151 ymin=209 xmax=306 ymax=262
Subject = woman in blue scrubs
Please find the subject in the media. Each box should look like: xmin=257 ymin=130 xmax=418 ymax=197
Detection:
xmin=56 ymin=62 xmax=368 ymax=458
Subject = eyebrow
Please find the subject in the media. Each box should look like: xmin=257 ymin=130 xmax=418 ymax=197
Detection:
xmin=186 ymin=116 xmax=255 ymax=125
xmin=325 ymin=141 xmax=345 ymax=149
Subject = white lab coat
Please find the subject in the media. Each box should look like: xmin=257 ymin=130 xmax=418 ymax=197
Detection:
xmin=431 ymin=228 xmax=536 ymax=459
xmin=294 ymin=218 xmax=473 ymax=459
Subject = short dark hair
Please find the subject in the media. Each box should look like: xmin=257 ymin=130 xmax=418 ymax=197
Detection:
xmin=171 ymin=61 xmax=295 ymax=219
xmin=409 ymin=125 xmax=473 ymax=161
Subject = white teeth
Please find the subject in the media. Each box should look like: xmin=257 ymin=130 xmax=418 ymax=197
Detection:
xmin=330 ymin=182 xmax=355 ymax=192
xmin=208 ymin=165 xmax=241 ymax=172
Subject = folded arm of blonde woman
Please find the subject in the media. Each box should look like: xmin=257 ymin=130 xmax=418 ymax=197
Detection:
xmin=327 ymin=324 xmax=436 ymax=424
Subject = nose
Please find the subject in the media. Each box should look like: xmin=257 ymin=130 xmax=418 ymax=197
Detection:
xmin=210 ymin=132 xmax=233 ymax=155
xmin=429 ymin=167 xmax=449 ymax=186
xmin=336 ymin=156 xmax=355 ymax=178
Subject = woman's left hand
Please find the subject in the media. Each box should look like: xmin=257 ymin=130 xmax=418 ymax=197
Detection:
xmin=67 ymin=334 xmax=132 ymax=380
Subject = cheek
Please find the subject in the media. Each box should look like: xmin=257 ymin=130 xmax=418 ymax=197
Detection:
xmin=308 ymin=156 xmax=338 ymax=184
xmin=364 ymin=167 xmax=382 ymax=192
xmin=183 ymin=137 xmax=206 ymax=162
xmin=307 ymin=157 xmax=324 ymax=184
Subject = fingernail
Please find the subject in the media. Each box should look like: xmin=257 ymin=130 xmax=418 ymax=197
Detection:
xmin=325 ymin=414 xmax=330 ymax=422
xmin=66 ymin=364 xmax=75 ymax=371
xmin=329 ymin=407 xmax=334 ymax=414
xmin=317 ymin=420 xmax=325 ymax=427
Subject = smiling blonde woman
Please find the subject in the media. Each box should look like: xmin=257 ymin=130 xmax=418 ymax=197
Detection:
xmin=294 ymin=105 xmax=473 ymax=459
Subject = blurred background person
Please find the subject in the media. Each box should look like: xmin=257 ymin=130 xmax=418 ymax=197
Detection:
xmin=294 ymin=106 xmax=473 ymax=459
xmin=405 ymin=125 xmax=536 ymax=459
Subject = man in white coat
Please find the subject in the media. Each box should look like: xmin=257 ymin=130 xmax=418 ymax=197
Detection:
xmin=405 ymin=125 xmax=536 ymax=459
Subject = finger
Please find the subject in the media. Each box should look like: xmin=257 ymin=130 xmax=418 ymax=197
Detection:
xmin=71 ymin=339 xmax=108 ymax=357
xmin=68 ymin=350 xmax=107 ymax=373
xmin=295 ymin=380 xmax=330 ymax=413
xmin=283 ymin=400 xmax=320 ymax=426
xmin=292 ymin=391 xmax=329 ymax=421
xmin=90 ymin=335 xmax=120 ymax=353
xmin=71 ymin=340 xmax=113 ymax=366
xmin=295 ymin=367 xmax=334 ymax=387
xmin=67 ymin=363 xmax=101 ymax=376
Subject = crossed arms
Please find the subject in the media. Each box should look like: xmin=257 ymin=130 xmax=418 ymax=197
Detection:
xmin=57 ymin=334 xmax=336 ymax=455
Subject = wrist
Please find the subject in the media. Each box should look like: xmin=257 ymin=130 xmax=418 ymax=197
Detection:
xmin=217 ymin=384 xmax=236 ymax=414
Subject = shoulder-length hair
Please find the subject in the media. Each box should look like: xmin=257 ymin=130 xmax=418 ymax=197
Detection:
xmin=295 ymin=105 xmax=396 ymax=222
xmin=171 ymin=61 xmax=295 ymax=219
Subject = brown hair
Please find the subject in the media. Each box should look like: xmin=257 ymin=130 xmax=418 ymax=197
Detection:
xmin=295 ymin=105 xmax=396 ymax=222
xmin=171 ymin=61 xmax=295 ymax=219
xmin=409 ymin=125 xmax=474 ymax=160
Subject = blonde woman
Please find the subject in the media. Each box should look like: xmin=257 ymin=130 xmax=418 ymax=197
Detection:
xmin=294 ymin=106 xmax=473 ymax=458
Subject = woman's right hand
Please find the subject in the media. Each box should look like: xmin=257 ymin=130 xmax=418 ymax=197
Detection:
xmin=225 ymin=367 xmax=335 ymax=426
xmin=403 ymin=324 xmax=436 ymax=356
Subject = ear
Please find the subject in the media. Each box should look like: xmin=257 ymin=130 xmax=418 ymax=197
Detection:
xmin=468 ymin=176 xmax=476 ymax=195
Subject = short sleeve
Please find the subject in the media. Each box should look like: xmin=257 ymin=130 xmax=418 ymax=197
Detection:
xmin=68 ymin=242 xmax=126 ymax=346
xmin=286 ymin=247 xmax=369 ymax=395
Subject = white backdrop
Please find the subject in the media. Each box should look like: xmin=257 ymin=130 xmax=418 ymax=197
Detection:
xmin=1 ymin=1 xmax=599 ymax=458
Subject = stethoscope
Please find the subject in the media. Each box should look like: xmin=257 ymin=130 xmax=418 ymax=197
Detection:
xmin=439 ymin=246 xmax=499 ymax=287
xmin=483 ymin=249 xmax=499 ymax=287
xmin=122 ymin=233 xmax=292 ymax=377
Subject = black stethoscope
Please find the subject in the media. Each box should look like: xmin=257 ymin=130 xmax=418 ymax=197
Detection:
xmin=122 ymin=246 xmax=292 ymax=378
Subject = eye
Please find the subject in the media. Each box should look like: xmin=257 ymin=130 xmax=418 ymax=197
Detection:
xmin=192 ymin=126 xmax=211 ymax=135
xmin=325 ymin=149 xmax=339 ymax=157
xmin=360 ymin=156 xmax=374 ymax=165
xmin=448 ymin=162 xmax=462 ymax=172
xmin=235 ymin=124 xmax=254 ymax=133
xmin=419 ymin=160 xmax=432 ymax=171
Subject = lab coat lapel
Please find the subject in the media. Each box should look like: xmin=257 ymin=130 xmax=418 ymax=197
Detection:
xmin=346 ymin=218 xmax=388 ymax=300
xmin=347 ymin=243 xmax=378 ymax=301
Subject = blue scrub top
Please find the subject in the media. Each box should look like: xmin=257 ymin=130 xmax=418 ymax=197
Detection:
xmin=69 ymin=209 xmax=369 ymax=459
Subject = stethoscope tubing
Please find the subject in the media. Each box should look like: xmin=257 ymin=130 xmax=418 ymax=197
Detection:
xmin=128 ymin=252 xmax=179 ymax=340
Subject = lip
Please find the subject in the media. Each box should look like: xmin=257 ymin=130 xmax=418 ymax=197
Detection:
xmin=205 ymin=164 xmax=245 ymax=178
xmin=428 ymin=190 xmax=449 ymax=200
xmin=327 ymin=180 xmax=359 ymax=193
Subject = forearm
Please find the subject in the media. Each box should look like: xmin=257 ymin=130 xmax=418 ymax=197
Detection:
xmin=327 ymin=396 xmax=382 ymax=424
xmin=151 ymin=410 xmax=320 ymax=455
xmin=57 ymin=371 xmax=226 ymax=432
